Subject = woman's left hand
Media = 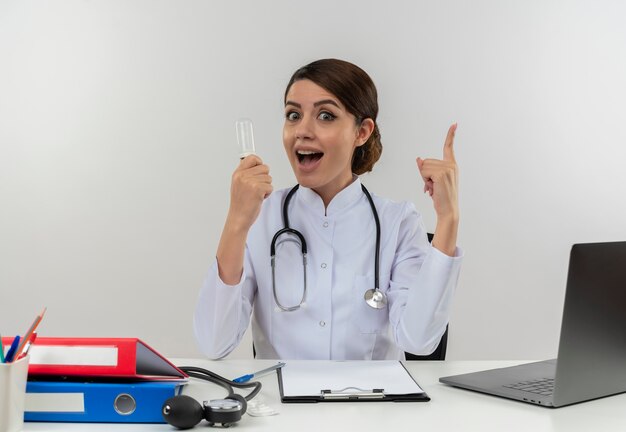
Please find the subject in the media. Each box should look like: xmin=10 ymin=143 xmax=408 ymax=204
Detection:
xmin=416 ymin=123 xmax=459 ymax=255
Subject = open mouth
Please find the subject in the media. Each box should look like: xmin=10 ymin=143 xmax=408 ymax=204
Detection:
xmin=296 ymin=150 xmax=324 ymax=167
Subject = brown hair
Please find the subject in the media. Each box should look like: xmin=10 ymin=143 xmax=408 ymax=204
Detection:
xmin=284 ymin=59 xmax=382 ymax=175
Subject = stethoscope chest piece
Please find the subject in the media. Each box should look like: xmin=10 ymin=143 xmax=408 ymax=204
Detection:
xmin=364 ymin=288 xmax=387 ymax=309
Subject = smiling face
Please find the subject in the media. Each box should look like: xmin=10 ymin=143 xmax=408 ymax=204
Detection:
xmin=283 ymin=79 xmax=373 ymax=206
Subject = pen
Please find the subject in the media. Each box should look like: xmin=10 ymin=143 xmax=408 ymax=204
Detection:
xmin=0 ymin=333 xmax=5 ymax=363
xmin=5 ymin=335 xmax=21 ymax=363
xmin=233 ymin=362 xmax=286 ymax=383
xmin=17 ymin=332 xmax=37 ymax=361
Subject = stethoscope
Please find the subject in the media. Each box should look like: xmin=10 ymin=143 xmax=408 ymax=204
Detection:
xmin=270 ymin=183 xmax=386 ymax=312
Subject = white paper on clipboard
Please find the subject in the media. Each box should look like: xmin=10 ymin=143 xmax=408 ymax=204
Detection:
xmin=280 ymin=361 xmax=424 ymax=397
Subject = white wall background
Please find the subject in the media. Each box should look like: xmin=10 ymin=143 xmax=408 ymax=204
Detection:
xmin=1 ymin=0 xmax=625 ymax=360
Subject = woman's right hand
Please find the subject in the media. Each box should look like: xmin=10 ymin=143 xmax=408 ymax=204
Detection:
xmin=226 ymin=155 xmax=273 ymax=232
xmin=217 ymin=155 xmax=272 ymax=284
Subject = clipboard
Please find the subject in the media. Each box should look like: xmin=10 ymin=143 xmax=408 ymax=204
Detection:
xmin=277 ymin=361 xmax=430 ymax=403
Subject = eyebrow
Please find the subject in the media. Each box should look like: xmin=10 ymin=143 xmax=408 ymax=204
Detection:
xmin=285 ymin=99 xmax=341 ymax=109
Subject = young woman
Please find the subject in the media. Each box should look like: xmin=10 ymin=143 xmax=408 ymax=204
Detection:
xmin=194 ymin=59 xmax=463 ymax=360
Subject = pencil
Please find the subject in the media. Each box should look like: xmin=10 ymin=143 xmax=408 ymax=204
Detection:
xmin=15 ymin=307 xmax=47 ymax=358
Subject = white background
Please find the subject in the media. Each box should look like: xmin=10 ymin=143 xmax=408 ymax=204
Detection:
xmin=1 ymin=0 xmax=625 ymax=360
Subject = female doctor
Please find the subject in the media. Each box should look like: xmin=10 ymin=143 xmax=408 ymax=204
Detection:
xmin=194 ymin=59 xmax=463 ymax=360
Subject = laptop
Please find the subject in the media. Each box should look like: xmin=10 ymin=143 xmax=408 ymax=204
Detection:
xmin=440 ymin=241 xmax=626 ymax=407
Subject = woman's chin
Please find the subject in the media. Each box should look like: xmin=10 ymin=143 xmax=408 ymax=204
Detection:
xmin=293 ymin=173 xmax=319 ymax=189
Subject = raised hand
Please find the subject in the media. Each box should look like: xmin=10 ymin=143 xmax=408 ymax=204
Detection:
xmin=416 ymin=124 xmax=459 ymax=255
xmin=217 ymin=155 xmax=272 ymax=284
xmin=228 ymin=155 xmax=273 ymax=231
xmin=416 ymin=123 xmax=459 ymax=220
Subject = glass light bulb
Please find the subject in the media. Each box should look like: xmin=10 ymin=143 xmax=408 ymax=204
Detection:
xmin=235 ymin=118 xmax=256 ymax=159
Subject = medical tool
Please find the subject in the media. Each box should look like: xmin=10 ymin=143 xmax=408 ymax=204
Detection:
xmin=233 ymin=362 xmax=285 ymax=383
xmin=271 ymin=184 xmax=386 ymax=311
xmin=162 ymin=365 xmax=262 ymax=429
xmin=235 ymin=118 xmax=256 ymax=159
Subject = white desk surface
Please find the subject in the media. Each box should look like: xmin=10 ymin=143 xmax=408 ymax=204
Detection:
xmin=22 ymin=359 xmax=626 ymax=432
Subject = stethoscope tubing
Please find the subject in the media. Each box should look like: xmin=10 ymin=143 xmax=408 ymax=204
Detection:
xmin=270 ymin=183 xmax=382 ymax=311
xmin=360 ymin=184 xmax=381 ymax=293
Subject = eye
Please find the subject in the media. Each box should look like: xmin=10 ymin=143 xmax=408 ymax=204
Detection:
xmin=286 ymin=111 xmax=300 ymax=121
xmin=318 ymin=111 xmax=336 ymax=121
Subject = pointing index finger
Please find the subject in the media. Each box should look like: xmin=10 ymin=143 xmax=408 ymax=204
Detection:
xmin=443 ymin=123 xmax=457 ymax=162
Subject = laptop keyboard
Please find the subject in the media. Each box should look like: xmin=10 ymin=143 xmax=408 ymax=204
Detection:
xmin=503 ymin=378 xmax=555 ymax=396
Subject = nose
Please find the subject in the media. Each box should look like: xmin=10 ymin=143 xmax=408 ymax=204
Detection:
xmin=295 ymin=115 xmax=314 ymax=140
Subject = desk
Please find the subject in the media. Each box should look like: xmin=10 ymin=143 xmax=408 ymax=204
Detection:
xmin=22 ymin=359 xmax=626 ymax=432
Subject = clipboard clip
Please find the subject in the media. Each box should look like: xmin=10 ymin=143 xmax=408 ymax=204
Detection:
xmin=321 ymin=387 xmax=385 ymax=400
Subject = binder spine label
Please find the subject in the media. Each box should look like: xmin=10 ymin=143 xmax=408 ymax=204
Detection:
xmin=29 ymin=346 xmax=118 ymax=366
xmin=25 ymin=393 xmax=85 ymax=412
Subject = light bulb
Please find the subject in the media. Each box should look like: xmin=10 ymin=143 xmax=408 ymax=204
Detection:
xmin=235 ymin=118 xmax=256 ymax=159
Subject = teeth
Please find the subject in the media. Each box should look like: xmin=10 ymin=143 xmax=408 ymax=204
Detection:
xmin=297 ymin=150 xmax=318 ymax=155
